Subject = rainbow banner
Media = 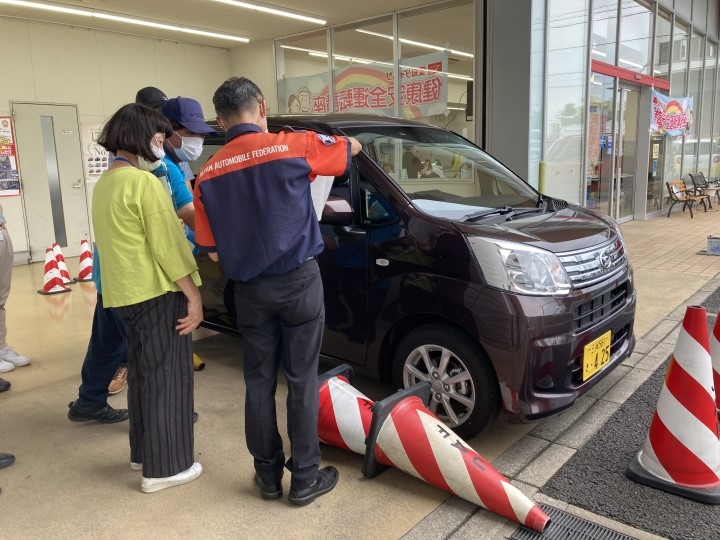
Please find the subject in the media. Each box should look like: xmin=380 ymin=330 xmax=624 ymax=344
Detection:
xmin=651 ymin=91 xmax=693 ymax=137
xmin=280 ymin=51 xmax=448 ymax=119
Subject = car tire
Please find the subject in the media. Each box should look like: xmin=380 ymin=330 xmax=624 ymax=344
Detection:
xmin=392 ymin=324 xmax=500 ymax=440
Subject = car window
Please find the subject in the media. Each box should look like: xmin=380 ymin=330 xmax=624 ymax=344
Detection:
xmin=360 ymin=177 xmax=395 ymax=224
xmin=340 ymin=125 xmax=539 ymax=221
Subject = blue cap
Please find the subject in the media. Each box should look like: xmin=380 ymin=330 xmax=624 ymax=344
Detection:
xmin=161 ymin=97 xmax=218 ymax=135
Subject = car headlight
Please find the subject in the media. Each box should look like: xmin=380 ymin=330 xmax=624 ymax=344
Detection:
xmin=466 ymin=236 xmax=571 ymax=295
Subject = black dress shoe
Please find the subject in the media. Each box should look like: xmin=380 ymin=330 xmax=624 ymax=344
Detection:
xmin=254 ymin=474 xmax=282 ymax=500
xmin=288 ymin=466 xmax=339 ymax=506
xmin=0 ymin=453 xmax=15 ymax=469
xmin=0 ymin=378 xmax=9 ymax=392
xmin=67 ymin=401 xmax=128 ymax=423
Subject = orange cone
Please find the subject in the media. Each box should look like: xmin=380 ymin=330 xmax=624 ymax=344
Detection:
xmin=75 ymin=239 xmax=93 ymax=282
xmin=37 ymin=248 xmax=71 ymax=295
xmin=710 ymin=316 xmax=720 ymax=416
xmin=52 ymin=243 xmax=75 ymax=285
xmin=626 ymin=305 xmax=720 ymax=503
xmin=316 ymin=365 xmax=550 ymax=533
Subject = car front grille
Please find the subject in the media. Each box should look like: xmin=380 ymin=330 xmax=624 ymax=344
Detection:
xmin=573 ymin=282 xmax=629 ymax=332
xmin=558 ymin=236 xmax=627 ymax=288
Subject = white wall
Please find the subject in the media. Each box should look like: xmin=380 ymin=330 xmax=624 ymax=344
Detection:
xmin=0 ymin=17 xmax=232 ymax=257
xmin=230 ymin=41 xmax=279 ymax=114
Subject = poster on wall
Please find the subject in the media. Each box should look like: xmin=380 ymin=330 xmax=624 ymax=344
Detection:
xmin=280 ymin=51 xmax=449 ymax=119
xmin=0 ymin=116 xmax=21 ymax=196
xmin=650 ymin=91 xmax=693 ymax=137
xmin=80 ymin=124 xmax=109 ymax=179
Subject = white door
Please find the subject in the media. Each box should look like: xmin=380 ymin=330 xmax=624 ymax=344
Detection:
xmin=11 ymin=103 xmax=89 ymax=261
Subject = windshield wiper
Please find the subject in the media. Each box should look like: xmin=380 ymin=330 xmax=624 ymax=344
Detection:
xmin=461 ymin=206 xmax=542 ymax=223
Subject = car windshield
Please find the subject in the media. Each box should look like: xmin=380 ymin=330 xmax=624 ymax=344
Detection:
xmin=340 ymin=124 xmax=540 ymax=221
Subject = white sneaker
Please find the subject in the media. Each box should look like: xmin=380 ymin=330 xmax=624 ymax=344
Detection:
xmin=0 ymin=358 xmax=14 ymax=373
xmin=141 ymin=462 xmax=202 ymax=493
xmin=130 ymin=462 xmax=143 ymax=471
xmin=0 ymin=346 xmax=29 ymax=367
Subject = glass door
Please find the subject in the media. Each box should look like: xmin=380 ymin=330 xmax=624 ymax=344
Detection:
xmin=586 ymin=75 xmax=640 ymax=221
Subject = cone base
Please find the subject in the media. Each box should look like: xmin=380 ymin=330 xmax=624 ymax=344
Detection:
xmin=626 ymin=451 xmax=720 ymax=504
xmin=37 ymin=287 xmax=71 ymax=295
xmin=362 ymin=382 xmax=431 ymax=479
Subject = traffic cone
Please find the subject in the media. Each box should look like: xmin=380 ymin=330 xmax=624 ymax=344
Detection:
xmin=193 ymin=353 xmax=205 ymax=371
xmin=626 ymin=305 xmax=720 ymax=503
xmin=316 ymin=365 xmax=550 ymax=533
xmin=710 ymin=316 xmax=720 ymax=416
xmin=37 ymin=248 xmax=71 ymax=295
xmin=75 ymin=239 xmax=93 ymax=282
xmin=52 ymin=243 xmax=75 ymax=285
xmin=317 ymin=364 xmax=373 ymax=455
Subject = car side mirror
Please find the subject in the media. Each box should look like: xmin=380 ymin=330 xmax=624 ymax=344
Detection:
xmin=320 ymin=195 xmax=354 ymax=226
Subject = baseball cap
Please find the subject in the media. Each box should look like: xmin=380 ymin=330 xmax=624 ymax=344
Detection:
xmin=135 ymin=87 xmax=168 ymax=109
xmin=161 ymin=97 xmax=218 ymax=136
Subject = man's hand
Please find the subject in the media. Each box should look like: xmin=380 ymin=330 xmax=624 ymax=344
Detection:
xmin=348 ymin=137 xmax=362 ymax=156
xmin=208 ymin=252 xmax=219 ymax=262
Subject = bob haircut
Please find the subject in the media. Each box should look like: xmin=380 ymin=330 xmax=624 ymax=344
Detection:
xmin=98 ymin=103 xmax=173 ymax=162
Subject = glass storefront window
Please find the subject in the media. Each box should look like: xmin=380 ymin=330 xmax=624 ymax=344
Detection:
xmin=653 ymin=7 xmax=672 ymax=80
xmin=544 ymin=0 xmax=590 ymax=204
xmin=680 ymin=31 xmax=704 ymax=178
xmin=332 ymin=18 xmax=394 ymax=115
xmin=398 ymin=3 xmax=474 ymax=137
xmin=700 ymin=41 xmax=718 ymax=180
xmin=275 ymin=32 xmax=330 ymax=114
xmin=670 ymin=19 xmax=689 ymax=95
xmin=618 ymin=0 xmax=653 ymax=74
xmin=592 ymin=0 xmax=618 ymax=64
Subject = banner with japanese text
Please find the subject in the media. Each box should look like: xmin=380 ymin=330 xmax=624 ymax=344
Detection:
xmin=0 ymin=116 xmax=20 ymax=196
xmin=279 ymin=51 xmax=448 ymax=119
xmin=650 ymin=91 xmax=693 ymax=137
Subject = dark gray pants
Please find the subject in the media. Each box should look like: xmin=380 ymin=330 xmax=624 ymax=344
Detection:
xmin=115 ymin=292 xmax=194 ymax=478
xmin=234 ymin=259 xmax=324 ymax=490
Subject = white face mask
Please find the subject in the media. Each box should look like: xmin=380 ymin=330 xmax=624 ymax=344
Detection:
xmin=137 ymin=144 xmax=165 ymax=172
xmin=174 ymin=135 xmax=204 ymax=162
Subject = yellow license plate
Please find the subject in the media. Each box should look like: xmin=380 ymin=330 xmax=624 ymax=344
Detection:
xmin=582 ymin=330 xmax=611 ymax=381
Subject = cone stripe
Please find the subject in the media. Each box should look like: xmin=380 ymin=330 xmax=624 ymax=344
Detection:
xmin=709 ymin=319 xmax=720 ymax=411
xmin=664 ymin=361 xmax=718 ymax=436
xmin=321 ymin=377 xmax=371 ymax=455
xmin=638 ymin=441 xmax=672 ymax=483
xmin=655 ymin=389 xmax=720 ymax=476
xmin=375 ymin=413 xmax=421 ymax=478
xmin=671 ymin=326 xmax=715 ymax=395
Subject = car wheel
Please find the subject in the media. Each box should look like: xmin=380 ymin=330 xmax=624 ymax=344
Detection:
xmin=392 ymin=324 xmax=500 ymax=440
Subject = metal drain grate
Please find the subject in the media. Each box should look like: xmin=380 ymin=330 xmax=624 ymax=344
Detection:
xmin=510 ymin=504 xmax=636 ymax=540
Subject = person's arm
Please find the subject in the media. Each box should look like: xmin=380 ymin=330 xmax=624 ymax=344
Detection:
xmin=177 ymin=202 xmax=195 ymax=231
xmin=348 ymin=136 xmax=362 ymax=156
xmin=174 ymin=274 xmax=203 ymax=335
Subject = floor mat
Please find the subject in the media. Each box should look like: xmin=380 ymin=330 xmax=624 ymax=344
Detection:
xmin=541 ymin=315 xmax=719 ymax=540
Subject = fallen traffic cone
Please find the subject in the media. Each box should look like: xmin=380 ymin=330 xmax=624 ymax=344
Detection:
xmin=37 ymin=248 xmax=71 ymax=295
xmin=52 ymin=243 xmax=75 ymax=285
xmin=316 ymin=365 xmax=550 ymax=533
xmin=318 ymin=364 xmax=372 ymax=455
xmin=75 ymin=240 xmax=93 ymax=282
xmin=193 ymin=353 xmax=205 ymax=371
xmin=626 ymin=305 xmax=720 ymax=503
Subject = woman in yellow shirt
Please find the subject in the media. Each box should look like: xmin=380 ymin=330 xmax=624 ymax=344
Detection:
xmin=93 ymin=103 xmax=203 ymax=493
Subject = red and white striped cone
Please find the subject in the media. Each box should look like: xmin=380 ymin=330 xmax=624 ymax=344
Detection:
xmin=626 ymin=305 xmax=720 ymax=503
xmin=318 ymin=366 xmax=373 ymax=456
xmin=363 ymin=385 xmax=549 ymax=533
xmin=75 ymin=239 xmax=93 ymax=282
xmin=37 ymin=248 xmax=71 ymax=295
xmin=710 ymin=315 xmax=720 ymax=417
xmin=52 ymin=243 xmax=75 ymax=285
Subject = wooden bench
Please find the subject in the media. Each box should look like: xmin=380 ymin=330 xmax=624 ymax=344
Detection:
xmin=666 ymin=179 xmax=710 ymax=218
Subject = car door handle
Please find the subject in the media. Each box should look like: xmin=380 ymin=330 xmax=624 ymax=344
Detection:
xmin=333 ymin=225 xmax=366 ymax=241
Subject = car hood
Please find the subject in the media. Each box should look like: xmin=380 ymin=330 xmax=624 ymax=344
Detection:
xmin=451 ymin=203 xmax=617 ymax=253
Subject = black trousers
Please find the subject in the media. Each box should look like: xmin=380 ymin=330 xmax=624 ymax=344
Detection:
xmin=234 ymin=259 xmax=324 ymax=490
xmin=115 ymin=292 xmax=194 ymax=478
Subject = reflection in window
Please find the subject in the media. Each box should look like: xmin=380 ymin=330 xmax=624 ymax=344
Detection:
xmin=544 ymin=0 xmax=590 ymax=204
xmin=681 ymin=31 xmax=704 ymax=177
xmin=653 ymin=7 xmax=672 ymax=81
xmin=670 ymin=19 xmax=689 ymax=96
xmin=399 ymin=3 xmax=474 ymax=136
xmin=700 ymin=41 xmax=717 ymax=179
xmin=276 ymin=32 xmax=330 ymax=114
xmin=592 ymin=0 xmax=618 ymax=63
xmin=618 ymin=0 xmax=652 ymax=74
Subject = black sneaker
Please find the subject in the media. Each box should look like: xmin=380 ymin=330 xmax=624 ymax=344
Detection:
xmin=254 ymin=474 xmax=282 ymax=500
xmin=67 ymin=401 xmax=128 ymax=423
xmin=0 ymin=378 xmax=9 ymax=393
xmin=288 ymin=466 xmax=339 ymax=506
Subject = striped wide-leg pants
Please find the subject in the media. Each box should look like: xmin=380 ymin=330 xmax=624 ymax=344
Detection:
xmin=115 ymin=291 xmax=194 ymax=478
